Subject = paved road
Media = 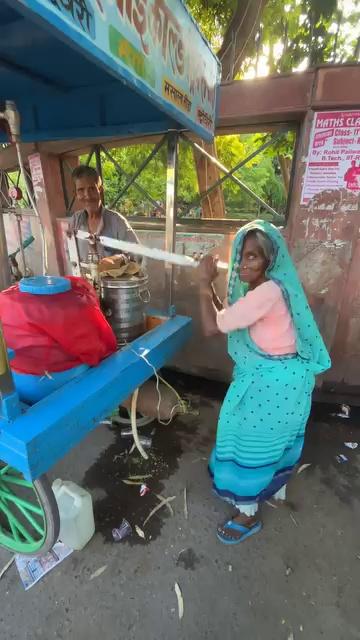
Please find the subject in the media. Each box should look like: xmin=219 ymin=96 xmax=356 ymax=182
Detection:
xmin=0 ymin=383 xmax=359 ymax=640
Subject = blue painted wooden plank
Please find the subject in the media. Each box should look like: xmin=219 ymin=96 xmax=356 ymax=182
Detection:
xmin=0 ymin=315 xmax=192 ymax=481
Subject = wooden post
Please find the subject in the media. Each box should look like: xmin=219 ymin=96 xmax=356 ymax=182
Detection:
xmin=28 ymin=152 xmax=78 ymax=275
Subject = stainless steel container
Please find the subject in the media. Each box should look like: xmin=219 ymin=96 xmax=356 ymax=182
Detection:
xmin=100 ymin=274 xmax=150 ymax=345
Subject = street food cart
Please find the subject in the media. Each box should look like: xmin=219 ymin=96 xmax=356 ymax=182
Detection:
xmin=0 ymin=0 xmax=220 ymax=554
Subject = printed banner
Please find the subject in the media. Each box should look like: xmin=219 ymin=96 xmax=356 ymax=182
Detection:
xmin=19 ymin=0 xmax=221 ymax=140
xmin=301 ymin=110 xmax=360 ymax=204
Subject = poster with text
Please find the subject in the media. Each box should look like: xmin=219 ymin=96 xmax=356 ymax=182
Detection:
xmin=301 ymin=110 xmax=360 ymax=205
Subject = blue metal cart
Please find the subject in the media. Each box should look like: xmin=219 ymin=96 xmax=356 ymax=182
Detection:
xmin=0 ymin=0 xmax=220 ymax=554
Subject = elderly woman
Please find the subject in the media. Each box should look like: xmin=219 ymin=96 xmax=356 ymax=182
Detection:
xmin=198 ymin=220 xmax=330 ymax=544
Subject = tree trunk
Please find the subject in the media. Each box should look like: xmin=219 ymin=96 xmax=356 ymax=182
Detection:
xmin=194 ymin=0 xmax=269 ymax=219
xmin=218 ymin=0 xmax=270 ymax=81
xmin=193 ymin=140 xmax=226 ymax=219
xmin=278 ymin=155 xmax=291 ymax=195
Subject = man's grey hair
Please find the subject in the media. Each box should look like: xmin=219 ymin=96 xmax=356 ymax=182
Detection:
xmin=72 ymin=165 xmax=101 ymax=184
xmin=245 ymin=229 xmax=275 ymax=263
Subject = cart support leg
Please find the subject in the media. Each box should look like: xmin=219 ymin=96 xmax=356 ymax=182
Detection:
xmin=164 ymin=132 xmax=179 ymax=315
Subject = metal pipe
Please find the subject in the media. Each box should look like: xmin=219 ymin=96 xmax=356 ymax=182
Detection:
xmin=94 ymin=145 xmax=104 ymax=206
xmin=0 ymin=211 xmax=11 ymax=291
xmin=94 ymin=145 xmax=103 ymax=181
xmin=15 ymin=141 xmax=48 ymax=275
xmin=164 ymin=133 xmax=179 ymax=313
xmin=59 ymin=159 xmax=70 ymax=211
xmin=85 ymin=146 xmax=95 ymax=167
xmin=101 ymin=146 xmax=164 ymax=213
xmin=109 ymin=136 xmax=166 ymax=210
xmin=181 ymin=130 xmax=286 ymax=217
xmin=0 ymin=100 xmax=47 ymax=274
xmin=15 ymin=214 xmax=26 ymax=276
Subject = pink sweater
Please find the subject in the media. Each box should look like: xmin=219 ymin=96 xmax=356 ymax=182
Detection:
xmin=216 ymin=280 xmax=296 ymax=356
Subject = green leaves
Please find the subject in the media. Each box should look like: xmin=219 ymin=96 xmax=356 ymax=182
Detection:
xmin=185 ymin=0 xmax=359 ymax=75
xmin=84 ymin=132 xmax=289 ymax=220
xmin=185 ymin=0 xmax=236 ymax=48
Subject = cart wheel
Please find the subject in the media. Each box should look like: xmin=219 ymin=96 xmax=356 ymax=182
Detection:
xmin=0 ymin=464 xmax=60 ymax=556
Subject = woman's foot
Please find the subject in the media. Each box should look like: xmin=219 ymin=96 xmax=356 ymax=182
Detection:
xmin=217 ymin=513 xmax=262 ymax=544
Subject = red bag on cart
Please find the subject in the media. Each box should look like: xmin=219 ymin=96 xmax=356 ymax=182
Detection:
xmin=0 ymin=276 xmax=117 ymax=375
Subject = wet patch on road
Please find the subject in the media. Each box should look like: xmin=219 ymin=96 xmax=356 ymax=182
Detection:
xmin=83 ymin=413 xmax=200 ymax=545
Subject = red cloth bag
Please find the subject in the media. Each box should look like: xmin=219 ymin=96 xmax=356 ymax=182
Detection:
xmin=0 ymin=276 xmax=117 ymax=374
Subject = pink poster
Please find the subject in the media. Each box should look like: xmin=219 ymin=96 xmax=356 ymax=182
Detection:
xmin=301 ymin=110 xmax=360 ymax=204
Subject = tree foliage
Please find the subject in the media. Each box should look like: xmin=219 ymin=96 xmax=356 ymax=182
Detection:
xmin=186 ymin=0 xmax=360 ymax=74
xmin=250 ymin=0 xmax=360 ymax=75
xmin=87 ymin=133 xmax=289 ymax=222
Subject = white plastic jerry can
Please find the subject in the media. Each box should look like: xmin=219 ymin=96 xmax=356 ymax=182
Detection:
xmin=52 ymin=479 xmax=95 ymax=551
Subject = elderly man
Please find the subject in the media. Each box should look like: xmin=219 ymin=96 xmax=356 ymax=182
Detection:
xmin=68 ymin=165 xmax=139 ymax=262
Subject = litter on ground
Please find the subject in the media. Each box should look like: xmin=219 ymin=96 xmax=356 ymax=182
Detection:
xmin=332 ymin=404 xmax=350 ymax=419
xmin=174 ymin=581 xmax=184 ymax=620
xmin=184 ymin=487 xmax=188 ymax=520
xmin=290 ymin=514 xmax=299 ymax=527
xmin=265 ymin=500 xmax=278 ymax=509
xmin=112 ymin=519 xmax=132 ymax=542
xmin=143 ymin=495 xmax=176 ymax=527
xmin=0 ymin=556 xmax=14 ymax=580
xmin=135 ymin=525 xmax=146 ymax=539
xmin=15 ymin=542 xmax=73 ymax=591
xmin=89 ymin=565 xmax=107 ymax=581
xmin=344 ymin=442 xmax=358 ymax=450
xmin=297 ymin=463 xmax=312 ymax=474
xmin=154 ymin=493 xmax=174 ymax=516
xmin=140 ymin=483 xmax=150 ymax=496
xmin=336 ymin=454 xmax=348 ymax=463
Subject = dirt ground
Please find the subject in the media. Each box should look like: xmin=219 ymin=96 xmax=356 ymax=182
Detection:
xmin=0 ymin=377 xmax=359 ymax=640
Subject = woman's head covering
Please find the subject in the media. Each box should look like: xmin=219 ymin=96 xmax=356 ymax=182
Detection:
xmin=228 ymin=220 xmax=331 ymax=375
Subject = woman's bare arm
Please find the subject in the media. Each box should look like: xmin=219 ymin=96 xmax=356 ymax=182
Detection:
xmin=211 ymin=283 xmax=224 ymax=311
xmin=200 ymin=283 xmax=221 ymax=336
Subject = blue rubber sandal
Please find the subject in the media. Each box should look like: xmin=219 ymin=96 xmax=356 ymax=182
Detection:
xmin=217 ymin=519 xmax=262 ymax=545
